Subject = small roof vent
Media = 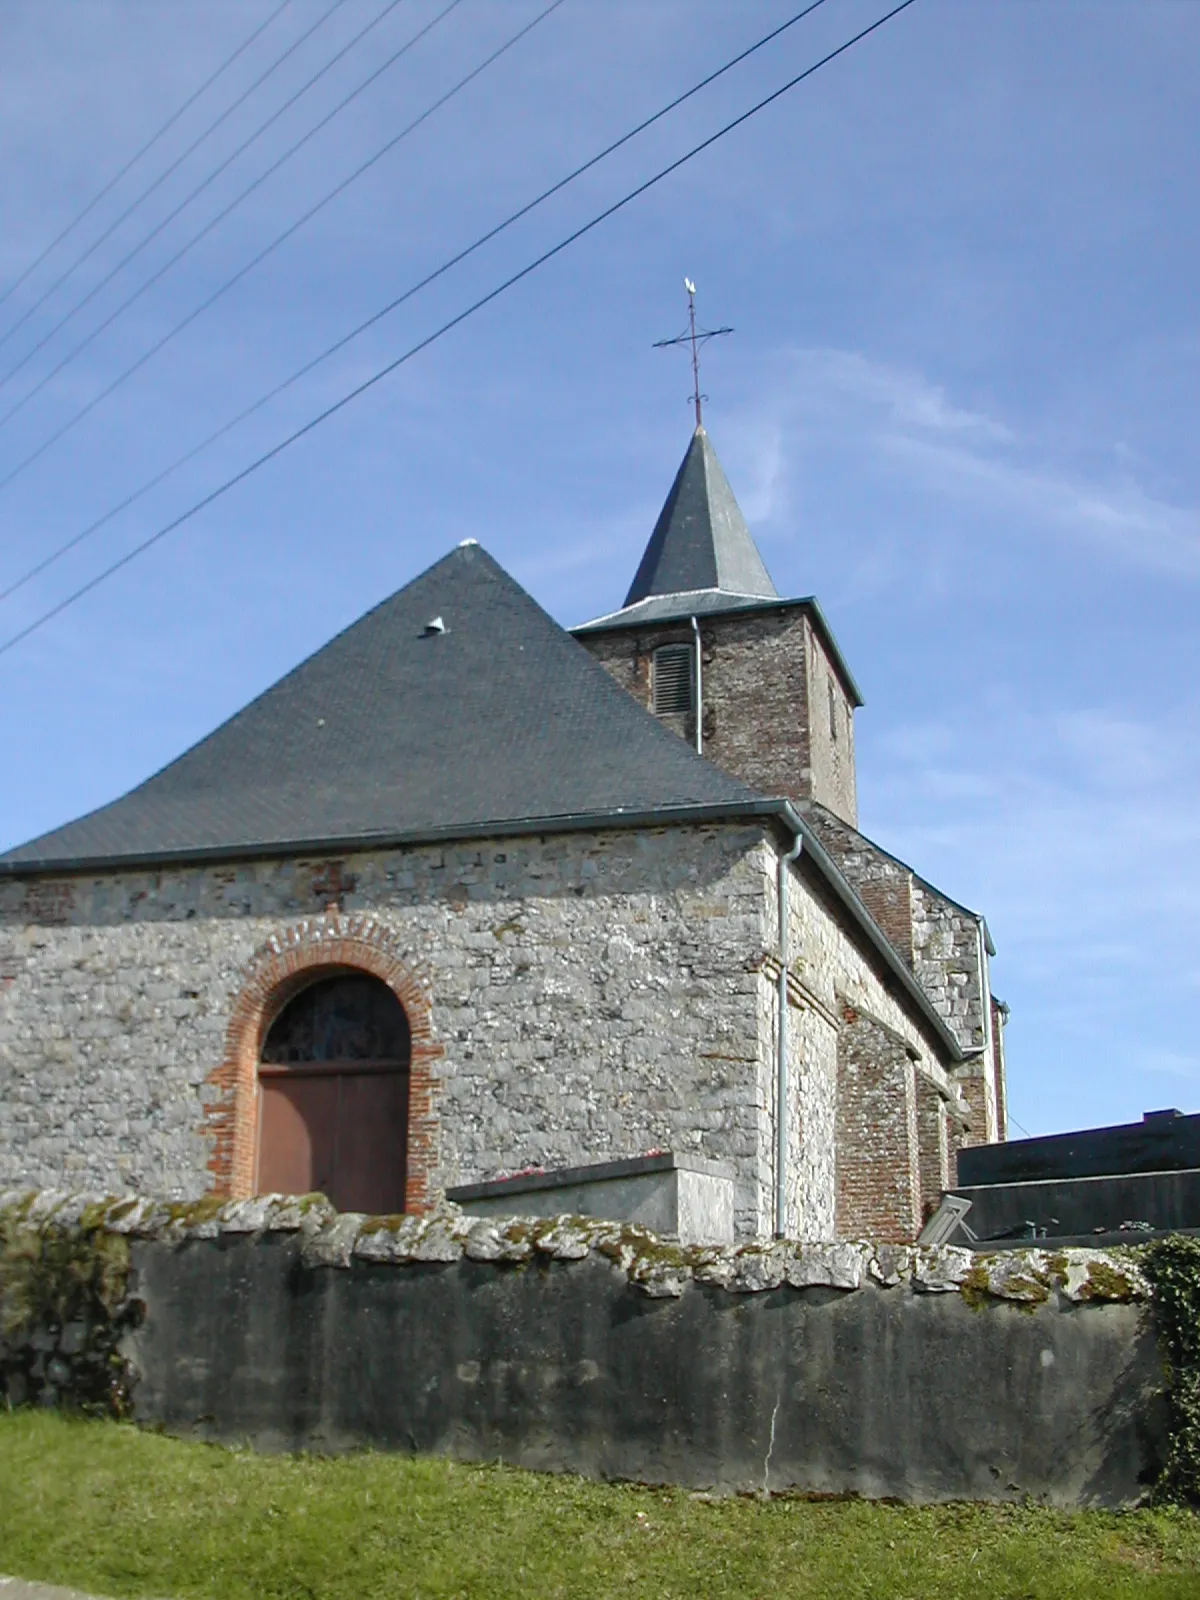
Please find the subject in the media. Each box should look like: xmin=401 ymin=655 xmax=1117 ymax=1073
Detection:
xmin=423 ymin=615 xmax=446 ymax=636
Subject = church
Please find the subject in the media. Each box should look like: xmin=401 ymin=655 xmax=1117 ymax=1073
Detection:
xmin=0 ymin=424 xmax=1006 ymax=1243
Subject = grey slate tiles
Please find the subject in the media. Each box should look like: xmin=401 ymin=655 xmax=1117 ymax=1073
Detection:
xmin=623 ymin=426 xmax=777 ymax=608
xmin=1 ymin=543 xmax=759 ymax=869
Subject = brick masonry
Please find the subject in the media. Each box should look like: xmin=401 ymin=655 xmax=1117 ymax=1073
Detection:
xmin=800 ymin=803 xmax=1005 ymax=1175
xmin=578 ymin=607 xmax=858 ymax=827
xmin=835 ymin=1004 xmax=920 ymax=1242
xmin=0 ymin=821 xmax=964 ymax=1242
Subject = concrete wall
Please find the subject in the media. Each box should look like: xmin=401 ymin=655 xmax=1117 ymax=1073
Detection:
xmin=449 ymin=1152 xmax=736 ymax=1246
xmin=578 ymin=609 xmax=857 ymax=827
xmin=0 ymin=1194 xmax=1161 ymax=1507
xmin=956 ymin=1168 xmax=1200 ymax=1242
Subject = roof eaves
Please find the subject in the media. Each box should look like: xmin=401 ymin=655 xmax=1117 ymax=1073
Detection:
xmin=0 ymin=799 xmax=790 ymax=879
xmin=571 ymin=586 xmax=737 ymax=629
xmin=0 ymin=791 xmax=956 ymax=1059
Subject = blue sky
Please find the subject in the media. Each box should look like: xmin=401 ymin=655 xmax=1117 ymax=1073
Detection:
xmin=1 ymin=0 xmax=1197 ymax=1138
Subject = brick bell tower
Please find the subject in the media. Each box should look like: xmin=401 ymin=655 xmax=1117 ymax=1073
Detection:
xmin=572 ymin=424 xmax=862 ymax=827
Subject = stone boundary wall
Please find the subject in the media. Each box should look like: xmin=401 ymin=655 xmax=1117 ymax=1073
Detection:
xmin=0 ymin=1192 xmax=1165 ymax=1507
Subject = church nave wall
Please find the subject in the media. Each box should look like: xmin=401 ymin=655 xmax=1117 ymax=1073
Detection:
xmin=0 ymin=824 xmax=774 ymax=1234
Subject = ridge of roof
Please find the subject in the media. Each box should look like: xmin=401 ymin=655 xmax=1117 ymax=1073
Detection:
xmin=0 ymin=543 xmax=760 ymax=870
xmin=623 ymin=426 xmax=777 ymax=608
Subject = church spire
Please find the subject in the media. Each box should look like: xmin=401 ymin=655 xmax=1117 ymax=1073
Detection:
xmin=623 ymin=425 xmax=778 ymax=608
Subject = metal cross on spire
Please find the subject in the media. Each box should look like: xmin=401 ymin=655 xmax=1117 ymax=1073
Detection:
xmin=653 ymin=277 xmax=733 ymax=429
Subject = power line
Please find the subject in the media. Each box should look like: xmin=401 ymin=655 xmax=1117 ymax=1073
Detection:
xmin=0 ymin=0 xmax=821 ymax=592
xmin=0 ymin=0 xmax=465 ymax=438
xmin=0 ymin=0 xmax=553 ymax=499
xmin=0 ymin=0 xmax=297 ymax=316
xmin=0 ymin=0 xmax=917 ymax=661
xmin=0 ymin=0 xmax=405 ymax=408
xmin=0 ymin=0 xmax=351 ymax=361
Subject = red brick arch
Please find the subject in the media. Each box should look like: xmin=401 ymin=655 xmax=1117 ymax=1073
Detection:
xmin=204 ymin=914 xmax=441 ymax=1211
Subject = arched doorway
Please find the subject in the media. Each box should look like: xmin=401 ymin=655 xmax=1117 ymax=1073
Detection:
xmin=256 ymin=970 xmax=411 ymax=1214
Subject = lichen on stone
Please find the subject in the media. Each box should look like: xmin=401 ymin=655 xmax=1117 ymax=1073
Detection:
xmin=910 ymin=1244 xmax=974 ymax=1294
xmin=0 ymin=1198 xmax=138 ymax=1416
xmin=530 ymin=1215 xmax=595 ymax=1261
xmin=785 ymin=1241 xmax=872 ymax=1291
xmin=464 ymin=1217 xmax=534 ymax=1263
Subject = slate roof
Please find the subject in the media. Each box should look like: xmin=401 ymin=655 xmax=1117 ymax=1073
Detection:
xmin=0 ymin=543 xmax=762 ymax=871
xmin=623 ymin=426 xmax=777 ymax=608
xmin=570 ymin=427 xmax=863 ymax=705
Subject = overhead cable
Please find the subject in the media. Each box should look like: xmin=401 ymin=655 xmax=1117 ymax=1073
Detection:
xmin=0 ymin=0 xmax=405 ymax=403
xmin=0 ymin=0 xmax=566 ymax=493
xmin=0 ymin=0 xmax=297 ymax=316
xmin=0 ymin=0 xmax=352 ymax=361
xmin=0 ymin=0 xmax=468 ymax=436
xmin=0 ymin=0 xmax=819 ymax=587
xmin=0 ymin=0 xmax=917 ymax=660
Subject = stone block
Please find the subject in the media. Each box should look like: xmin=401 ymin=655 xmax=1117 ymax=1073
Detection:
xmin=449 ymin=1151 xmax=735 ymax=1246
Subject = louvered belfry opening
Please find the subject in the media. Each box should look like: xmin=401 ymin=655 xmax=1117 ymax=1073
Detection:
xmin=652 ymin=643 xmax=693 ymax=717
xmin=257 ymin=971 xmax=411 ymax=1214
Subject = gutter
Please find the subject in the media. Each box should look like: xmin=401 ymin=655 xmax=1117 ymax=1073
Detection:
xmin=0 ymin=798 xmax=793 ymax=877
xmin=0 ymin=795 xmax=963 ymax=1065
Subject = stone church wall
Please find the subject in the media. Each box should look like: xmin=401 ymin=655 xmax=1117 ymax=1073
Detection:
xmin=0 ymin=825 xmax=773 ymax=1231
xmin=799 ymin=803 xmax=1004 ymax=1173
xmin=762 ymin=845 xmax=961 ymax=1240
xmin=1 ymin=823 xmax=967 ymax=1243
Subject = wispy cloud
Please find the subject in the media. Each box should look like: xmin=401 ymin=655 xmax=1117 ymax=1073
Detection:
xmin=732 ymin=347 xmax=1200 ymax=579
xmin=862 ymin=693 xmax=1200 ymax=1130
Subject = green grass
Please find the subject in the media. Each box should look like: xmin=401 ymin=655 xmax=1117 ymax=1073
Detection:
xmin=0 ymin=1414 xmax=1198 ymax=1600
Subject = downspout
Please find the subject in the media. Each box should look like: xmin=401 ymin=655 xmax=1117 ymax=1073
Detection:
xmin=776 ymin=830 xmax=804 ymax=1237
xmin=690 ymin=615 xmax=703 ymax=755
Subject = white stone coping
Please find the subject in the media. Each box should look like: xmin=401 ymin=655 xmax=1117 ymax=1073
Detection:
xmin=446 ymin=1150 xmax=735 ymax=1203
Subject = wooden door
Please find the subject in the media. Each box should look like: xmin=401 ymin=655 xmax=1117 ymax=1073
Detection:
xmin=256 ymin=973 xmax=411 ymax=1214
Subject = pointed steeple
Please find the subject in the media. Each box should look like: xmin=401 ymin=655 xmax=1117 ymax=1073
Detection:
xmin=624 ymin=426 xmax=777 ymax=608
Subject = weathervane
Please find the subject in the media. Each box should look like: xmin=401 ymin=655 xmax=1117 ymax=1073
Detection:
xmin=653 ymin=277 xmax=733 ymax=429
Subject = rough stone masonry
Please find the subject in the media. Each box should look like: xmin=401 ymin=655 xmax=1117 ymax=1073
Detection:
xmin=0 ymin=822 xmax=967 ymax=1242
